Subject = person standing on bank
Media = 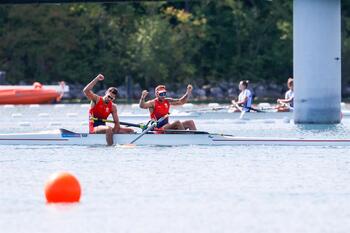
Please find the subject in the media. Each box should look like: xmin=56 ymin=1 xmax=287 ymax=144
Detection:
xmin=83 ymin=74 xmax=134 ymax=146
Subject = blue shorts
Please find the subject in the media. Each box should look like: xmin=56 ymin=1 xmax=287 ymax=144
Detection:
xmin=157 ymin=118 xmax=169 ymax=128
xmin=93 ymin=119 xmax=106 ymax=127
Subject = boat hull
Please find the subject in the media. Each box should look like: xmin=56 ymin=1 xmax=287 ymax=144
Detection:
xmin=1 ymin=130 xmax=350 ymax=146
xmin=0 ymin=89 xmax=60 ymax=104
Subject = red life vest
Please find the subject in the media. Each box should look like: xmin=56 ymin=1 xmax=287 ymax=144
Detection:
xmin=89 ymin=97 xmax=113 ymax=133
xmin=151 ymin=99 xmax=170 ymax=120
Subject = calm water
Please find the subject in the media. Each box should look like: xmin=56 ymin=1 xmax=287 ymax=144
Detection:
xmin=1 ymin=104 xmax=350 ymax=233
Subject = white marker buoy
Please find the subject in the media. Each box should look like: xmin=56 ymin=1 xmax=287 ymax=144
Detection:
xmin=38 ymin=113 xmax=50 ymax=117
xmin=18 ymin=122 xmax=31 ymax=127
xmin=12 ymin=113 xmax=22 ymax=118
xmin=80 ymin=104 xmax=90 ymax=108
xmin=208 ymin=103 xmax=220 ymax=108
xmin=29 ymin=104 xmax=40 ymax=108
xmin=50 ymin=122 xmax=62 ymax=126
xmin=131 ymin=104 xmax=139 ymax=109
xmin=4 ymin=105 xmax=15 ymax=108
xmin=54 ymin=104 xmax=66 ymax=108
xmin=67 ymin=113 xmax=78 ymax=118
xmin=183 ymin=103 xmax=194 ymax=109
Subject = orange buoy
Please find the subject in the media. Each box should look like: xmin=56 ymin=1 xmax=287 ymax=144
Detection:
xmin=45 ymin=172 xmax=81 ymax=203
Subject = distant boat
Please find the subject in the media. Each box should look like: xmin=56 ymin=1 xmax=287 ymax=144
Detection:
xmin=0 ymin=82 xmax=68 ymax=104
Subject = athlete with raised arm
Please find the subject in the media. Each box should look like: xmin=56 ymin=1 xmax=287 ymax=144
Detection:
xmin=139 ymin=84 xmax=197 ymax=131
xmin=83 ymin=74 xmax=134 ymax=146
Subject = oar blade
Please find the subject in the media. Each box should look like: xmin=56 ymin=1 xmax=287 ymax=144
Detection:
xmin=116 ymin=144 xmax=137 ymax=149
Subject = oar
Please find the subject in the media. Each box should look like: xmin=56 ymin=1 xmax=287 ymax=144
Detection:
xmin=231 ymin=102 xmax=245 ymax=119
xmin=231 ymin=103 xmax=265 ymax=113
xmin=90 ymin=117 xmax=146 ymax=130
xmin=239 ymin=110 xmax=246 ymax=119
xmin=231 ymin=101 xmax=242 ymax=112
xmin=129 ymin=114 xmax=169 ymax=145
xmin=247 ymin=106 xmax=265 ymax=113
xmin=212 ymin=106 xmax=230 ymax=111
xmin=185 ymin=106 xmax=229 ymax=113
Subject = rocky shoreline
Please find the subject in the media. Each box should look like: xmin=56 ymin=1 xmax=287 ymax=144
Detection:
xmin=4 ymin=79 xmax=350 ymax=103
xmin=64 ymin=81 xmax=292 ymax=102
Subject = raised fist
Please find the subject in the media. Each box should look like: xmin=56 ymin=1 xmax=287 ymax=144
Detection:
xmin=96 ymin=74 xmax=104 ymax=81
xmin=187 ymin=84 xmax=193 ymax=92
xmin=141 ymin=90 xmax=149 ymax=99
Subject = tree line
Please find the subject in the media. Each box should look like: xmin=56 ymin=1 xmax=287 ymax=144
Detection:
xmin=0 ymin=1 xmax=349 ymax=90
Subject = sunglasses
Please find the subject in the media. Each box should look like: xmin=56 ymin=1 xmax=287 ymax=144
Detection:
xmin=107 ymin=95 xmax=115 ymax=100
xmin=158 ymin=92 xmax=167 ymax=97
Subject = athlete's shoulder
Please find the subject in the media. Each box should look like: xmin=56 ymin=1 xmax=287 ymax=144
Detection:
xmin=90 ymin=96 xmax=102 ymax=106
xmin=286 ymin=90 xmax=293 ymax=95
xmin=149 ymin=98 xmax=157 ymax=104
xmin=164 ymin=98 xmax=175 ymax=103
xmin=111 ymin=102 xmax=117 ymax=109
xmin=94 ymin=96 xmax=103 ymax=104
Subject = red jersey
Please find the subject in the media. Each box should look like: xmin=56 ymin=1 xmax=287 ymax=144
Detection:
xmin=89 ymin=97 xmax=113 ymax=133
xmin=151 ymin=99 xmax=170 ymax=120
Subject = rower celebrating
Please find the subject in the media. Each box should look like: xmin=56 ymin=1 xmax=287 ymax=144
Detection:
xmin=231 ymin=80 xmax=253 ymax=112
xmin=83 ymin=74 xmax=134 ymax=146
xmin=276 ymin=77 xmax=294 ymax=112
xmin=139 ymin=84 xmax=197 ymax=131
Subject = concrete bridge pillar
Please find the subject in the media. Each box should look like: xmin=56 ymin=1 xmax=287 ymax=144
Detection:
xmin=294 ymin=0 xmax=341 ymax=124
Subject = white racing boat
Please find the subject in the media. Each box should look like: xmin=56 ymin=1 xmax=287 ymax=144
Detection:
xmin=0 ymin=129 xmax=350 ymax=146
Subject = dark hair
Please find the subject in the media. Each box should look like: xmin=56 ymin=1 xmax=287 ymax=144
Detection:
xmin=107 ymin=87 xmax=118 ymax=96
xmin=240 ymin=80 xmax=249 ymax=87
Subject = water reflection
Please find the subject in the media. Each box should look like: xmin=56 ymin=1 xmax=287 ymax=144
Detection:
xmin=295 ymin=123 xmax=347 ymax=137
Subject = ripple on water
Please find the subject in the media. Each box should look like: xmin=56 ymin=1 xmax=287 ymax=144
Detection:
xmin=1 ymin=105 xmax=350 ymax=233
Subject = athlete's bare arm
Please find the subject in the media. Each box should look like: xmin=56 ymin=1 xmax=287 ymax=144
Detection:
xmin=168 ymin=84 xmax=193 ymax=106
xmin=277 ymin=96 xmax=293 ymax=104
xmin=139 ymin=90 xmax=155 ymax=109
xmin=111 ymin=104 xmax=134 ymax=133
xmin=83 ymin=74 xmax=104 ymax=103
xmin=111 ymin=104 xmax=121 ymax=132
xmin=236 ymin=96 xmax=248 ymax=105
